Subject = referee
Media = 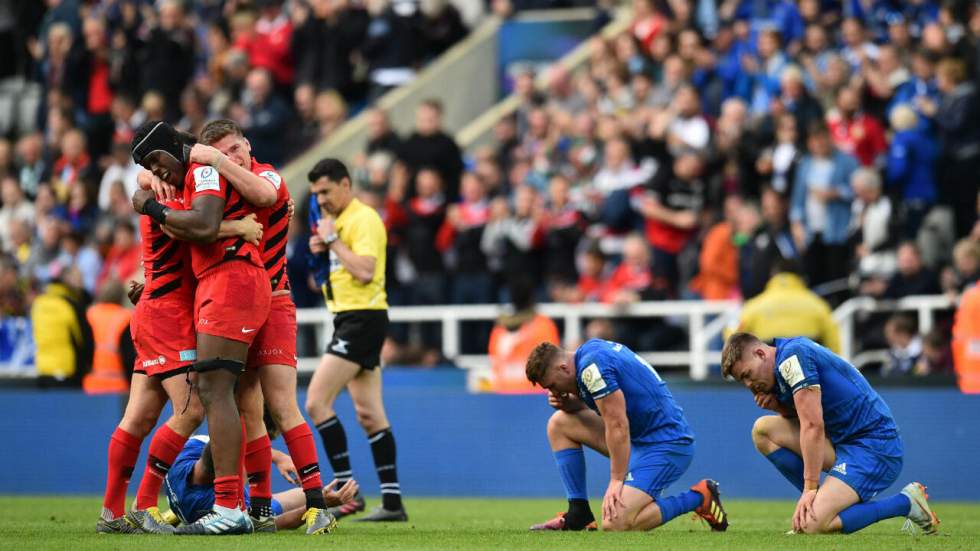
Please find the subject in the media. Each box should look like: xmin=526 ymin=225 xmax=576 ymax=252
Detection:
xmin=303 ymin=158 xmax=407 ymax=522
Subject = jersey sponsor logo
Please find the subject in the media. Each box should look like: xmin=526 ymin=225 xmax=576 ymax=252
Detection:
xmin=779 ymin=355 xmax=806 ymax=387
xmin=141 ymin=355 xmax=168 ymax=368
xmin=258 ymin=170 xmax=282 ymax=190
xmin=331 ymin=338 xmax=349 ymax=354
xmin=581 ymin=363 xmax=607 ymax=394
xmin=832 ymin=462 xmax=847 ymax=476
xmin=193 ymin=166 xmax=220 ymax=192
xmin=179 ymin=350 xmax=197 ymax=362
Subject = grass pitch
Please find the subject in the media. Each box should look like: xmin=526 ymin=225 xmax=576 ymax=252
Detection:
xmin=0 ymin=496 xmax=977 ymax=550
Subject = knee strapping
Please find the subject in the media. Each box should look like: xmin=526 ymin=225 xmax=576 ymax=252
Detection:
xmin=193 ymin=359 xmax=245 ymax=375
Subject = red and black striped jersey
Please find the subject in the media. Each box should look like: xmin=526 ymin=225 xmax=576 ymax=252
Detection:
xmin=251 ymin=159 xmax=291 ymax=292
xmin=182 ymin=162 xmax=263 ymax=277
xmin=140 ymin=199 xmax=194 ymax=301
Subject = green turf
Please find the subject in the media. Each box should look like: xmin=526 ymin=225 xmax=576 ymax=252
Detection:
xmin=0 ymin=497 xmax=977 ymax=550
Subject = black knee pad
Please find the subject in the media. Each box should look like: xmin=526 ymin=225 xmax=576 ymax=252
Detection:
xmin=193 ymin=358 xmax=245 ymax=375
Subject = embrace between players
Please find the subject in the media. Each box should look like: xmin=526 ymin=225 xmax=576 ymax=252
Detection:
xmin=525 ymin=335 xmax=940 ymax=536
xmin=97 ymin=119 xmax=403 ymax=536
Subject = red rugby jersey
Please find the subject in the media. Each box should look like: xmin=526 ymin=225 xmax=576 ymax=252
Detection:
xmin=140 ymin=198 xmax=194 ymax=300
xmin=250 ymin=159 xmax=291 ymax=292
xmin=182 ymin=162 xmax=263 ymax=277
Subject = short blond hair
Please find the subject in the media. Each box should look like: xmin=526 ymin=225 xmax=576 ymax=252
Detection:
xmin=721 ymin=332 xmax=761 ymax=379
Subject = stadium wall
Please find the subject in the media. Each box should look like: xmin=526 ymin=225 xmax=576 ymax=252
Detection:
xmin=1 ymin=370 xmax=978 ymax=501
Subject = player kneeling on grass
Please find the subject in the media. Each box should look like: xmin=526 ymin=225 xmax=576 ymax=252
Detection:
xmin=721 ymin=333 xmax=940 ymax=535
xmin=162 ymin=434 xmax=358 ymax=532
xmin=524 ymin=339 xmax=728 ymax=532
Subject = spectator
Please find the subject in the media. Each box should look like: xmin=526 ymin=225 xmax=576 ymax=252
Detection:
xmin=737 ymin=194 xmax=788 ymax=299
xmin=404 ymin=167 xmax=448 ymax=304
xmin=917 ymin=327 xmax=953 ymax=376
xmin=292 ymin=0 xmax=369 ymax=99
xmin=80 ymin=14 xmax=115 ymax=159
xmin=661 ymin=85 xmax=710 ymax=154
xmin=37 ymin=22 xmax=86 ymax=126
xmin=420 ymin=0 xmax=468 ymax=60
xmin=438 ymin=171 xmax=493 ymax=305
xmin=0 ymin=254 xmax=27 ymax=317
xmin=64 ymin=182 xmax=99 ymax=237
xmin=790 ymin=123 xmax=859 ymax=287
xmin=482 ymin=185 xmax=544 ymax=296
xmin=826 ymin=86 xmax=887 ymax=167
xmin=56 ymin=231 xmax=100 ymax=296
xmin=839 ymin=17 xmax=879 ymax=70
xmin=31 ymin=263 xmax=93 ymax=387
xmin=739 ymin=28 xmax=788 ymax=117
xmin=6 ymin=219 xmax=33 ymax=266
xmin=240 ymin=68 xmax=290 ymax=166
xmin=95 ymin=220 xmax=139 ymax=294
xmin=361 ymin=0 xmax=423 ymax=101
xmin=757 ymin=113 xmax=801 ymax=197
xmin=861 ymin=241 xmax=941 ymax=298
xmin=735 ymin=260 xmax=841 ymax=353
xmin=689 ymin=194 xmax=741 ymax=300
xmin=82 ymin=279 xmax=134 ymax=394
xmin=137 ymin=0 xmax=195 ymax=121
xmin=600 ymin=233 xmax=668 ymax=305
xmin=0 ymin=177 xmax=36 ymax=253
xmin=923 ymin=58 xmax=980 ymax=238
xmin=953 ymin=277 xmax=980 ymax=392
xmin=97 ymin=142 xmax=140 ymax=211
xmin=774 ymin=65 xmax=824 ymax=142
xmin=637 ymin=151 xmax=705 ymax=289
xmin=365 ymin=108 xmax=402 ymax=157
xmin=555 ymin=242 xmax=607 ymax=304
xmin=399 ymin=99 xmax=464 ymax=200
xmin=487 ymin=278 xmax=558 ymax=394
xmin=849 ymin=168 xmax=898 ymax=280
xmin=50 ymin=128 xmax=95 ymax=203
xmin=941 ymin=238 xmax=980 ymax=297
xmin=14 ymin=133 xmax=46 ymax=199
xmin=886 ymin=103 xmax=938 ymax=238
xmin=312 ymin=89 xmax=348 ymax=142
xmin=235 ymin=0 xmax=295 ymax=88
xmin=882 ymin=313 xmax=922 ymax=377
xmin=540 ymin=174 xmax=586 ymax=292
xmin=176 ymin=88 xmax=209 ymax=138
xmin=24 ymin=216 xmax=64 ymax=286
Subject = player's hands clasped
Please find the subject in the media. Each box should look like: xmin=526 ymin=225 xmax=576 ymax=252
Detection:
xmin=602 ymin=479 xmax=626 ymax=523
xmin=792 ymin=489 xmax=818 ymax=533
xmin=753 ymin=392 xmax=780 ymax=412
xmin=323 ymin=479 xmax=360 ymax=507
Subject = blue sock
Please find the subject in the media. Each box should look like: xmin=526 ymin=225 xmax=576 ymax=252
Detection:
xmin=839 ymin=494 xmax=911 ymax=534
xmin=554 ymin=448 xmax=587 ymax=501
xmin=658 ymin=490 xmax=702 ymax=524
xmin=765 ymin=448 xmax=805 ymax=492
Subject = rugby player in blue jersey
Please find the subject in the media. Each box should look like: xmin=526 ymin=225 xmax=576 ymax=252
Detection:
xmin=524 ymin=339 xmax=728 ymax=532
xmin=721 ymin=332 xmax=940 ymax=535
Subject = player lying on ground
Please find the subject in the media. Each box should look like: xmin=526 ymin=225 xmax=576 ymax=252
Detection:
xmin=162 ymin=435 xmax=358 ymax=531
xmin=524 ymin=339 xmax=728 ymax=532
xmin=131 ymin=120 xmax=272 ymax=535
xmin=721 ymin=333 xmax=940 ymax=535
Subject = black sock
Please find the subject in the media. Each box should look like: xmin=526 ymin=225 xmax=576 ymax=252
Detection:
xmin=369 ymin=428 xmax=402 ymax=511
xmin=316 ymin=416 xmax=353 ymax=485
xmin=304 ymin=488 xmax=327 ymax=510
xmin=564 ymin=499 xmax=594 ymax=530
xmin=250 ymin=497 xmax=273 ymax=519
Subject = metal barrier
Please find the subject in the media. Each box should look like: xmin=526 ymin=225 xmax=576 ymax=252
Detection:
xmin=295 ymin=294 xmax=957 ymax=380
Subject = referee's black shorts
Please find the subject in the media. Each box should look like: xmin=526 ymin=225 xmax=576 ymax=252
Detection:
xmin=326 ymin=310 xmax=389 ymax=370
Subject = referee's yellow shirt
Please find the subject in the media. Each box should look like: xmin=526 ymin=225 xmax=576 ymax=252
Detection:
xmin=323 ymin=197 xmax=388 ymax=312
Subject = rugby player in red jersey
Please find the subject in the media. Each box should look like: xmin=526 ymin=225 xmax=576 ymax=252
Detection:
xmin=98 ymin=139 xmax=264 ymax=533
xmin=186 ymin=119 xmax=334 ymax=535
xmin=130 ymin=120 xmax=271 ymax=535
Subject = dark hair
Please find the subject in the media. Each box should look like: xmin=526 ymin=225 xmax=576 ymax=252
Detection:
xmin=772 ymin=259 xmax=804 ymax=278
xmin=525 ymin=342 xmax=562 ymax=385
xmin=199 ymin=119 xmax=243 ymax=146
xmin=886 ymin=313 xmax=917 ymax=336
xmin=308 ymin=158 xmax=350 ymax=184
xmin=421 ymin=98 xmax=443 ymax=114
xmin=721 ymin=332 xmax=762 ymax=379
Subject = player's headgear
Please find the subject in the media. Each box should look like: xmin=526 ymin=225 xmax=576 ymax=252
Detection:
xmin=131 ymin=120 xmax=189 ymax=166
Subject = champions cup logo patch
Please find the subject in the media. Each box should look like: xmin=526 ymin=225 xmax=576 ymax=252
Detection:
xmin=581 ymin=363 xmax=607 ymax=394
xmin=259 ymin=170 xmax=282 ymax=190
xmin=779 ymin=355 xmax=806 ymax=387
xmin=193 ymin=166 xmax=220 ymax=192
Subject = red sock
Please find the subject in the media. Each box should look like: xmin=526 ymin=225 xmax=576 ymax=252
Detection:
xmin=244 ymin=435 xmax=273 ymax=499
xmin=135 ymin=425 xmax=188 ymax=510
xmin=239 ymin=419 xmax=247 ymax=511
xmin=214 ymin=475 xmax=240 ymax=509
xmin=283 ymin=423 xmax=324 ymax=491
xmin=102 ymin=427 xmax=142 ymax=519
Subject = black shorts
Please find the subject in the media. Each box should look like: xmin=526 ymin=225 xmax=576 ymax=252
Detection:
xmin=327 ymin=310 xmax=389 ymax=370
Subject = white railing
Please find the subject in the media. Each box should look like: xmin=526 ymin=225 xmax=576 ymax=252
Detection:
xmin=295 ymin=294 xmax=958 ymax=380
xmin=297 ymin=300 xmax=741 ymax=380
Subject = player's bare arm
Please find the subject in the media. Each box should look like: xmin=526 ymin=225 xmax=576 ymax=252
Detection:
xmin=133 ymin=190 xmax=225 ymax=243
xmin=594 ymin=389 xmax=630 ymax=523
xmin=190 ymin=143 xmax=277 ymax=208
xmin=792 ymin=386 xmax=824 ymax=532
xmin=315 ymin=218 xmax=376 ymax=283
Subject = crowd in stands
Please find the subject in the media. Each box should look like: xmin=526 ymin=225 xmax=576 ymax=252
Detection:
xmin=337 ymin=0 xmax=980 ymax=368
xmin=0 ymin=0 xmax=472 ymax=378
